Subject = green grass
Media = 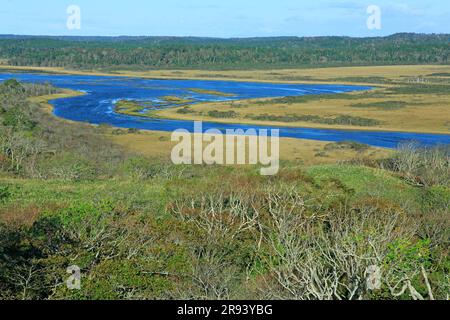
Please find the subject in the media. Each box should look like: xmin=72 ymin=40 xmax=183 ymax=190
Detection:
xmin=188 ymin=88 xmax=235 ymax=97
xmin=0 ymin=163 xmax=430 ymax=216
xmin=427 ymin=73 xmax=450 ymax=77
xmin=0 ymin=178 xmax=168 ymax=214
xmin=306 ymin=164 xmax=421 ymax=211
xmin=115 ymin=96 xmax=194 ymax=117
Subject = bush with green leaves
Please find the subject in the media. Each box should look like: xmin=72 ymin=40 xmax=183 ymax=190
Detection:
xmin=0 ymin=184 xmax=11 ymax=203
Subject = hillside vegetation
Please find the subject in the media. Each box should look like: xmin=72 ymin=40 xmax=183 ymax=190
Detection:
xmin=0 ymin=80 xmax=449 ymax=300
xmin=0 ymin=33 xmax=449 ymax=70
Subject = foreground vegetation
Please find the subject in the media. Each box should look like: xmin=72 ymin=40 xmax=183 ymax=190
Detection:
xmin=0 ymin=80 xmax=448 ymax=300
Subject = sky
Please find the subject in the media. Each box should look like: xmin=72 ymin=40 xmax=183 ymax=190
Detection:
xmin=1 ymin=0 xmax=449 ymax=37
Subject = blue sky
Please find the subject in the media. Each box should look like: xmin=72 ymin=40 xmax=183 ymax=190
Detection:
xmin=1 ymin=0 xmax=449 ymax=37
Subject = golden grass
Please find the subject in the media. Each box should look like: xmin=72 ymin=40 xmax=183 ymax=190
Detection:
xmin=187 ymin=88 xmax=235 ymax=97
xmin=110 ymin=131 xmax=391 ymax=165
xmin=155 ymin=89 xmax=450 ymax=134
xmin=4 ymin=64 xmax=450 ymax=84
xmin=162 ymin=96 xmax=193 ymax=104
xmin=28 ymin=89 xmax=86 ymax=113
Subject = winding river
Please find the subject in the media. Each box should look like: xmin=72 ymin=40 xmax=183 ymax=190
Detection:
xmin=1 ymin=72 xmax=449 ymax=149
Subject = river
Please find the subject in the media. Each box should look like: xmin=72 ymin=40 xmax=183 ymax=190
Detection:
xmin=1 ymin=72 xmax=449 ymax=148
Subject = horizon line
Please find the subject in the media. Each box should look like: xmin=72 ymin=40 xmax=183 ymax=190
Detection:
xmin=1 ymin=32 xmax=449 ymax=40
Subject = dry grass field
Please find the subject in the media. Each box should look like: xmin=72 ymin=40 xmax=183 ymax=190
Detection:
xmin=150 ymin=66 xmax=450 ymax=134
xmin=110 ymin=131 xmax=391 ymax=165
xmin=3 ymin=64 xmax=450 ymax=84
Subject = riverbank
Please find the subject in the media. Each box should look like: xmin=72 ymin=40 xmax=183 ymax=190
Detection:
xmin=2 ymin=64 xmax=450 ymax=85
xmin=5 ymin=64 xmax=450 ymax=135
xmin=28 ymin=89 xmax=86 ymax=112
xmin=29 ymin=89 xmax=391 ymax=164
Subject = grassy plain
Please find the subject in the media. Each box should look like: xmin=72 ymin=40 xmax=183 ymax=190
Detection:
xmin=150 ymin=66 xmax=450 ymax=134
xmin=3 ymin=64 xmax=448 ymax=134
xmin=110 ymin=131 xmax=390 ymax=165
xmin=3 ymin=64 xmax=450 ymax=84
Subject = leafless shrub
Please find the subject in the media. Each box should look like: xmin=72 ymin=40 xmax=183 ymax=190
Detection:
xmin=176 ymin=248 xmax=239 ymax=300
xmin=169 ymin=186 xmax=443 ymax=300
xmin=0 ymin=127 xmax=46 ymax=174
xmin=393 ymin=143 xmax=449 ymax=186
xmin=257 ymin=194 xmax=437 ymax=300
xmin=172 ymin=191 xmax=263 ymax=244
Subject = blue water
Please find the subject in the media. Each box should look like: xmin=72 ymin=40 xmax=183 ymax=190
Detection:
xmin=1 ymin=72 xmax=449 ymax=149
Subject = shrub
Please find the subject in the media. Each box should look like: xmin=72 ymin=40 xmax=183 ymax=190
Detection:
xmin=351 ymin=101 xmax=409 ymax=110
xmin=248 ymin=113 xmax=382 ymax=126
xmin=122 ymin=157 xmax=175 ymax=180
xmin=324 ymin=141 xmax=370 ymax=152
xmin=177 ymin=107 xmax=195 ymax=114
xmin=0 ymin=184 xmax=11 ymax=203
xmin=391 ymin=143 xmax=449 ymax=186
xmin=207 ymin=110 xmax=238 ymax=118
xmin=2 ymin=108 xmax=36 ymax=130
xmin=421 ymin=185 xmax=450 ymax=212
xmin=36 ymin=152 xmax=97 ymax=181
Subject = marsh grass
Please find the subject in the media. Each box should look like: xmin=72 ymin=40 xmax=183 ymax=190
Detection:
xmin=351 ymin=101 xmax=409 ymax=110
xmin=247 ymin=113 xmax=382 ymax=126
xmin=324 ymin=141 xmax=370 ymax=152
xmin=387 ymin=84 xmax=450 ymax=95
xmin=207 ymin=110 xmax=238 ymax=118
xmin=176 ymin=106 xmax=195 ymax=114
xmin=254 ymin=92 xmax=366 ymax=105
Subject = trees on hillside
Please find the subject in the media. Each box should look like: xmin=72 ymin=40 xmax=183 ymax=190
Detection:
xmin=0 ymin=34 xmax=449 ymax=69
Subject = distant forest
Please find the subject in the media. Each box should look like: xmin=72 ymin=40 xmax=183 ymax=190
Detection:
xmin=0 ymin=33 xmax=449 ymax=70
